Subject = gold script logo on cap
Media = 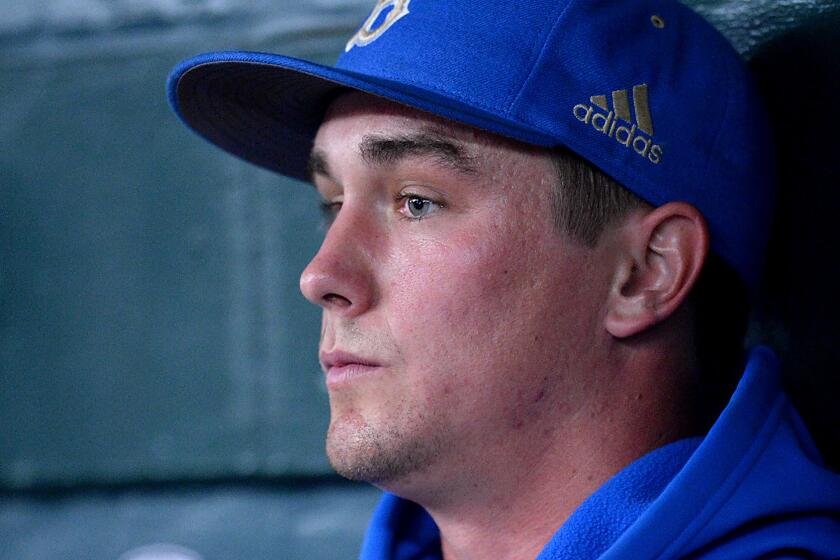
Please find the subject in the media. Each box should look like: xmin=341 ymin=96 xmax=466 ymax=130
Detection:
xmin=346 ymin=0 xmax=411 ymax=52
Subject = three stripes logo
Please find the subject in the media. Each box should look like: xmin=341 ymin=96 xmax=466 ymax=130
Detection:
xmin=573 ymin=84 xmax=663 ymax=165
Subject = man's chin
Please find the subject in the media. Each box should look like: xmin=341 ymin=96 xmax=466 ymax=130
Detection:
xmin=325 ymin=415 xmax=440 ymax=485
xmin=325 ymin=418 xmax=403 ymax=484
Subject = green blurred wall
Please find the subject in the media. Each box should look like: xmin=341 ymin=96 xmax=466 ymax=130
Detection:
xmin=1 ymin=1 xmax=839 ymax=558
xmin=0 ymin=1 xmax=377 ymax=489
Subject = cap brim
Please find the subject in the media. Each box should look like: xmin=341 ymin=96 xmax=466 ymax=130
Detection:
xmin=167 ymin=51 xmax=557 ymax=182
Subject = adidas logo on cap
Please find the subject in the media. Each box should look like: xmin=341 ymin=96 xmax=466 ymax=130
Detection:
xmin=573 ymin=84 xmax=663 ymax=165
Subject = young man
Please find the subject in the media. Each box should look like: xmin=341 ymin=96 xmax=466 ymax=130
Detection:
xmin=167 ymin=0 xmax=840 ymax=557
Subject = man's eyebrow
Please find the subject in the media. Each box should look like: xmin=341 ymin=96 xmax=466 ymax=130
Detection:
xmin=307 ymin=149 xmax=331 ymax=183
xmin=358 ymin=129 xmax=478 ymax=175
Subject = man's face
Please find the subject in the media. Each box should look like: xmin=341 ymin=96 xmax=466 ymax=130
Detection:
xmin=301 ymin=92 xmax=609 ymax=495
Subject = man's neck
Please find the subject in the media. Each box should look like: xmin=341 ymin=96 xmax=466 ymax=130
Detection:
xmin=405 ymin=352 xmax=701 ymax=560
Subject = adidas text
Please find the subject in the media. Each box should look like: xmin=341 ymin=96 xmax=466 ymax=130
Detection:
xmin=573 ymin=104 xmax=663 ymax=165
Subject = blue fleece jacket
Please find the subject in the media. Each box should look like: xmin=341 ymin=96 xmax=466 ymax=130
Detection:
xmin=359 ymin=347 xmax=840 ymax=559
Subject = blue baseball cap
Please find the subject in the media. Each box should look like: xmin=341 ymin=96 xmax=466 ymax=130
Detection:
xmin=167 ymin=0 xmax=776 ymax=287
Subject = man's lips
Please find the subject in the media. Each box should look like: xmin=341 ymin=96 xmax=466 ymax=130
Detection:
xmin=320 ymin=350 xmax=383 ymax=387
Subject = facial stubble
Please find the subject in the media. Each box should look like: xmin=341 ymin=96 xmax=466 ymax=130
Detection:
xmin=326 ymin=396 xmax=445 ymax=485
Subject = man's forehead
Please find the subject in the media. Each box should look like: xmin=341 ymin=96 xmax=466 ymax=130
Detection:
xmin=318 ymin=91 xmax=484 ymax=144
xmin=312 ymin=90 xmax=550 ymax=177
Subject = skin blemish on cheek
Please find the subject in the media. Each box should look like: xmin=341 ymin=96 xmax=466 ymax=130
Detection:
xmin=533 ymin=389 xmax=545 ymax=403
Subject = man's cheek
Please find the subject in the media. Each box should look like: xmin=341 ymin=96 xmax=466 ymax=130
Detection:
xmin=395 ymin=258 xmax=488 ymax=315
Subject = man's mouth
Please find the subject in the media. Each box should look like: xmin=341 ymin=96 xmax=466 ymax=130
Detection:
xmin=320 ymin=350 xmax=383 ymax=388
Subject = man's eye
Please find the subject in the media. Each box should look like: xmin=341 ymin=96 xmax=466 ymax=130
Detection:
xmin=319 ymin=200 xmax=342 ymax=225
xmin=399 ymin=195 xmax=441 ymax=219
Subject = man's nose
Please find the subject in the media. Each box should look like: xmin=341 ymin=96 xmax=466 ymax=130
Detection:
xmin=299 ymin=203 xmax=376 ymax=317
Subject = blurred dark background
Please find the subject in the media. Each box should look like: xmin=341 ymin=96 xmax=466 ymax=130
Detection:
xmin=1 ymin=1 xmax=838 ymax=558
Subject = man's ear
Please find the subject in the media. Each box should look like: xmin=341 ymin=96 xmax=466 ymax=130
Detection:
xmin=605 ymin=202 xmax=709 ymax=338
